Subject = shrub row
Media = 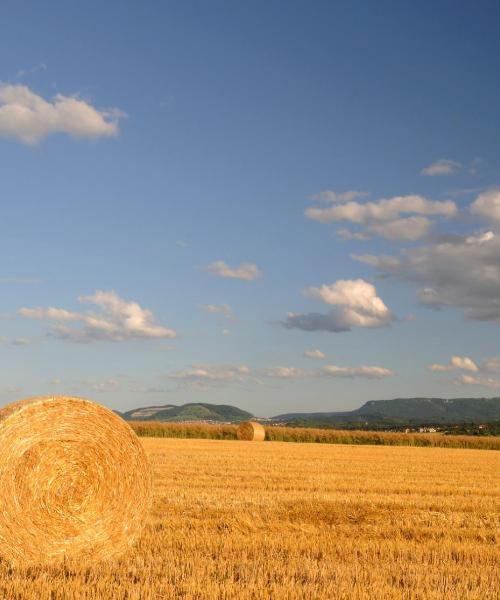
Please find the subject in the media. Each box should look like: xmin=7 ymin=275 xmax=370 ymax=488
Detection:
xmin=130 ymin=421 xmax=500 ymax=450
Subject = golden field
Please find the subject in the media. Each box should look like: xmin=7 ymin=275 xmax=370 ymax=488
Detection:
xmin=0 ymin=438 xmax=498 ymax=599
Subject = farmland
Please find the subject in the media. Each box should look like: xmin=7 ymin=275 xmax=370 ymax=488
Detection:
xmin=0 ymin=438 xmax=497 ymax=598
xmin=129 ymin=421 xmax=500 ymax=450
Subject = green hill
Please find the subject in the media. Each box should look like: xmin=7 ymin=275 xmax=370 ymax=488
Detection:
xmin=121 ymin=402 xmax=253 ymax=423
xmin=273 ymin=397 xmax=500 ymax=426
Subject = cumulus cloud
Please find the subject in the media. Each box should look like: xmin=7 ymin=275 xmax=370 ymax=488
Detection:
xmin=203 ymin=260 xmax=262 ymax=281
xmin=449 ymin=356 xmax=479 ymax=372
xmin=429 ymin=355 xmax=500 ymax=390
xmin=283 ymin=279 xmax=394 ymax=333
xmin=305 ymin=194 xmax=456 ymax=241
xmin=200 ymin=304 xmax=235 ymax=320
xmin=0 ymin=84 xmax=123 ymax=145
xmin=353 ymin=229 xmax=500 ymax=322
xmin=455 ymin=374 xmax=500 ymax=390
xmin=470 ymin=189 xmax=500 ymax=224
xmin=320 ymin=365 xmax=394 ymax=379
xmin=429 ymin=356 xmax=479 ymax=372
xmin=304 ymin=349 xmax=326 ymax=360
xmin=19 ymin=290 xmax=176 ymax=342
xmin=420 ymin=159 xmax=462 ymax=176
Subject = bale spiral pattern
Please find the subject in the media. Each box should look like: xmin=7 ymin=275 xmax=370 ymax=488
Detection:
xmin=0 ymin=396 xmax=152 ymax=564
xmin=237 ymin=421 xmax=266 ymax=441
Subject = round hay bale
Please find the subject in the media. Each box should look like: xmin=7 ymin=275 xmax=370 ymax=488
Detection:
xmin=0 ymin=395 xmax=152 ymax=564
xmin=237 ymin=421 xmax=266 ymax=441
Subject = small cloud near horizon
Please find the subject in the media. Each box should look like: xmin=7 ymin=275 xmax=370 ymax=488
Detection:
xmin=203 ymin=260 xmax=262 ymax=281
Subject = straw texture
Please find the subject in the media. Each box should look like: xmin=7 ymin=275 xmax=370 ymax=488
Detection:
xmin=0 ymin=396 xmax=152 ymax=564
xmin=237 ymin=421 xmax=266 ymax=441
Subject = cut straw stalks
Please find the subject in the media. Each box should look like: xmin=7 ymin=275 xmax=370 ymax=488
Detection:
xmin=0 ymin=396 xmax=152 ymax=565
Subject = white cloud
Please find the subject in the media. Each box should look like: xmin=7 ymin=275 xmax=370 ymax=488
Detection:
xmin=19 ymin=290 xmax=176 ymax=342
xmin=306 ymin=194 xmax=456 ymax=241
xmin=168 ymin=361 xmax=394 ymax=388
xmin=260 ymin=367 xmax=308 ymax=379
xmin=50 ymin=378 xmax=62 ymax=385
xmin=429 ymin=364 xmax=451 ymax=372
xmin=470 ymin=189 xmax=500 ymax=224
xmin=306 ymin=195 xmax=456 ymax=223
xmin=286 ymin=279 xmax=394 ymax=331
xmin=429 ymin=355 xmax=500 ymax=389
xmin=304 ymin=279 xmax=393 ymax=327
xmin=353 ymin=229 xmax=500 ymax=322
xmin=421 ymin=159 xmax=462 ymax=176
xmin=451 ymin=356 xmax=479 ymax=371
xmin=203 ymin=260 xmax=262 ymax=281
xmin=261 ymin=363 xmax=393 ymax=379
xmin=455 ymin=373 xmax=500 ymax=390
xmin=465 ymin=231 xmax=494 ymax=245
xmin=304 ymin=349 xmax=326 ymax=360
xmin=170 ymin=364 xmax=252 ymax=389
xmin=320 ymin=365 xmax=393 ymax=379
xmin=0 ymin=84 xmax=122 ymax=145
xmin=201 ymin=304 xmax=235 ymax=320
xmin=429 ymin=356 xmax=479 ymax=372
xmin=309 ymin=190 xmax=369 ymax=203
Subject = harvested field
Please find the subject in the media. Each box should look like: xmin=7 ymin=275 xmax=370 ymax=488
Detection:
xmin=0 ymin=439 xmax=498 ymax=599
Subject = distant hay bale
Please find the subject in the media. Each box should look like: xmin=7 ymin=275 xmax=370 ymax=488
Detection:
xmin=0 ymin=396 xmax=152 ymax=564
xmin=237 ymin=421 xmax=266 ymax=441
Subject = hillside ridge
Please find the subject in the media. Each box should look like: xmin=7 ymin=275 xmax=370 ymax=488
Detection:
xmin=116 ymin=397 xmax=500 ymax=424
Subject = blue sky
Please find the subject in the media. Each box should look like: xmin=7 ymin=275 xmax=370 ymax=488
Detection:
xmin=1 ymin=1 xmax=500 ymax=415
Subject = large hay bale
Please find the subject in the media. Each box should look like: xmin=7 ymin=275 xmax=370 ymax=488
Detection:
xmin=0 ymin=395 xmax=152 ymax=564
xmin=237 ymin=421 xmax=266 ymax=441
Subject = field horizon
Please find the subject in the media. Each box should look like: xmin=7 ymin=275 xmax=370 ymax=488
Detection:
xmin=129 ymin=421 xmax=500 ymax=451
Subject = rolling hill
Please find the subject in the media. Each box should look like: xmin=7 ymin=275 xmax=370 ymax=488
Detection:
xmin=116 ymin=397 xmax=500 ymax=426
xmin=120 ymin=402 xmax=253 ymax=423
xmin=272 ymin=397 xmax=500 ymax=426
